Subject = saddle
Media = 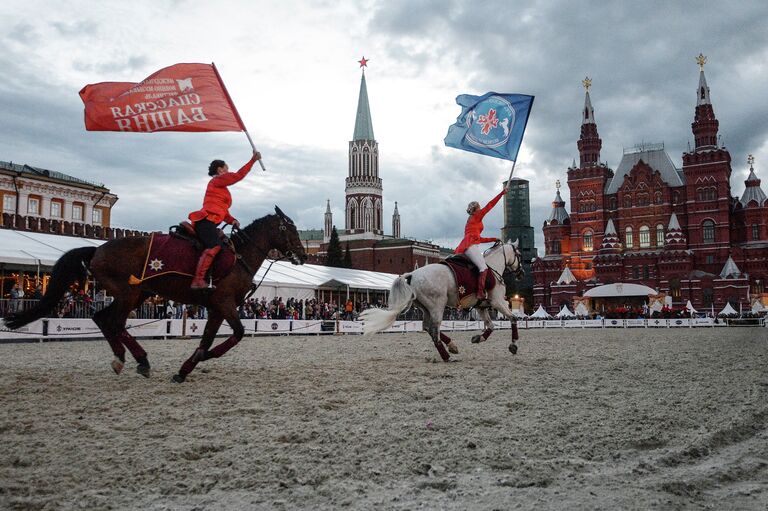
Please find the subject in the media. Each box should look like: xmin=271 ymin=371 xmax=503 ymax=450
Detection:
xmin=128 ymin=228 xmax=236 ymax=285
xmin=169 ymin=221 xmax=228 ymax=251
xmin=439 ymin=255 xmax=497 ymax=306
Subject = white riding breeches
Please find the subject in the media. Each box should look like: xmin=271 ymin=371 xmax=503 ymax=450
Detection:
xmin=464 ymin=244 xmax=487 ymax=271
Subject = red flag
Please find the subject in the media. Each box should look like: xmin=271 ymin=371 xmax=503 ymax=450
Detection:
xmin=79 ymin=63 xmax=245 ymax=133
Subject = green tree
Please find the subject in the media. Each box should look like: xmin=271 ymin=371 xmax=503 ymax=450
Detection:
xmin=343 ymin=242 xmax=353 ymax=268
xmin=325 ymin=226 xmax=344 ymax=267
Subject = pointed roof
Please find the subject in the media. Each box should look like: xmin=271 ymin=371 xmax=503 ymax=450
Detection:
xmin=556 ymin=265 xmax=577 ymax=285
xmin=740 ymin=157 xmax=767 ymax=207
xmin=582 ymin=90 xmax=595 ymax=125
xmin=665 ymin=212 xmax=687 ymax=249
xmin=605 ymin=144 xmax=683 ymax=194
xmin=719 ymin=256 xmax=742 ymax=279
xmin=556 ymin=304 xmax=574 ymax=318
xmin=530 ymin=305 xmax=551 ymax=318
xmin=697 ymin=69 xmax=711 ymax=106
xmin=393 ymin=201 xmax=399 ymax=215
xmin=599 ymin=218 xmax=622 ymax=253
xmin=546 ymin=187 xmax=570 ymax=225
xmin=353 ymin=72 xmax=375 ymax=141
xmin=325 ymin=199 xmax=331 ymax=214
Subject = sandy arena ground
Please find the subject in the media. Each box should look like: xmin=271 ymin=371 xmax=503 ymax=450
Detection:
xmin=1 ymin=327 xmax=767 ymax=510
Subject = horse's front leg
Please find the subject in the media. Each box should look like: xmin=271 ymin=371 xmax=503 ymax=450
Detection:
xmin=201 ymin=310 xmax=244 ymax=360
xmin=173 ymin=311 xmax=224 ymax=383
xmin=471 ymin=307 xmax=494 ymax=344
xmin=488 ymin=290 xmax=520 ymax=354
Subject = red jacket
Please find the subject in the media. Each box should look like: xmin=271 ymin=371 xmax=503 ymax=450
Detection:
xmin=454 ymin=189 xmax=506 ymax=254
xmin=188 ymin=156 xmax=257 ymax=225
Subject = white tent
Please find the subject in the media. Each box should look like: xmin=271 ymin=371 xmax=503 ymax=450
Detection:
xmin=252 ymin=260 xmax=398 ymax=301
xmin=530 ymin=305 xmax=551 ymax=318
xmin=0 ymin=229 xmax=105 ymax=267
xmin=574 ymin=302 xmax=590 ymax=316
xmin=752 ymin=301 xmax=765 ymax=314
xmin=556 ymin=304 xmax=574 ymax=318
xmin=718 ymin=302 xmax=738 ymax=316
xmin=685 ymin=300 xmax=697 ymax=314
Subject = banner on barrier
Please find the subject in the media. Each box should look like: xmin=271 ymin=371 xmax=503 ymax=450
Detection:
xmin=339 ymin=321 xmax=363 ymax=334
xmin=290 ymin=320 xmax=323 ymax=334
xmin=47 ymin=319 xmax=103 ymax=338
xmin=693 ymin=318 xmax=714 ymax=327
xmin=669 ymin=318 xmax=691 ymax=327
xmin=625 ymin=319 xmax=645 ymax=328
xmin=527 ymin=320 xmax=544 ymax=328
xmin=0 ymin=320 xmax=44 ymax=339
xmin=545 ymin=320 xmax=561 ymax=328
xmin=583 ymin=320 xmax=603 ymax=328
xmin=256 ymin=320 xmax=292 ymax=333
xmin=126 ymin=319 xmax=168 ymax=337
xmin=563 ymin=320 xmax=582 ymax=328
xmin=604 ymin=319 xmax=623 ymax=328
xmin=648 ymin=318 xmax=666 ymax=328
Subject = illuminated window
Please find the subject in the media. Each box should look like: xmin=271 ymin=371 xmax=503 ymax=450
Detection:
xmin=639 ymin=225 xmax=650 ymax=248
xmin=625 ymin=226 xmax=633 ymax=248
xmin=582 ymin=229 xmax=593 ymax=251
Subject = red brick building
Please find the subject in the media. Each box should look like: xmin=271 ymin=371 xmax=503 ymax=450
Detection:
xmin=532 ymin=58 xmax=768 ymax=314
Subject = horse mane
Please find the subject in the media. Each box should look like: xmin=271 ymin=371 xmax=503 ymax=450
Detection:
xmin=231 ymin=214 xmax=275 ymax=251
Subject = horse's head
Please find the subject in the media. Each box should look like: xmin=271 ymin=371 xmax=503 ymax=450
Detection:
xmin=486 ymin=239 xmax=524 ymax=279
xmin=267 ymin=206 xmax=307 ymax=265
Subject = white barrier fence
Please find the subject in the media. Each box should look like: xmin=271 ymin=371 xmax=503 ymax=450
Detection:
xmin=0 ymin=316 xmax=760 ymax=341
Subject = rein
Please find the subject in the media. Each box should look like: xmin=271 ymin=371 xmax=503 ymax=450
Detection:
xmin=229 ymin=224 xmax=293 ymax=304
xmin=485 ymin=242 xmax=523 ymax=283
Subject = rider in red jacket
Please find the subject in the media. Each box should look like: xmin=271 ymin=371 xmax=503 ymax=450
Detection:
xmin=188 ymin=151 xmax=260 ymax=289
xmin=455 ymin=188 xmax=506 ymax=299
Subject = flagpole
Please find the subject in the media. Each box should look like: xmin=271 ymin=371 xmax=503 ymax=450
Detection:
xmin=211 ymin=62 xmax=267 ymax=171
xmin=505 ymin=160 xmax=517 ymax=190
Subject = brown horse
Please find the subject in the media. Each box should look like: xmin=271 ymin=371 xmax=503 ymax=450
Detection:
xmin=4 ymin=206 xmax=306 ymax=383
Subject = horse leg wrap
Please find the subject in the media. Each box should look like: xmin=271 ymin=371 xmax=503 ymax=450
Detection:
xmin=179 ymin=347 xmax=206 ymax=376
xmin=439 ymin=332 xmax=452 ymax=345
xmin=482 ymin=328 xmax=492 ymax=340
xmin=116 ymin=330 xmax=147 ymax=360
xmin=206 ymin=335 xmax=240 ymax=359
xmin=511 ymin=322 xmax=519 ymax=341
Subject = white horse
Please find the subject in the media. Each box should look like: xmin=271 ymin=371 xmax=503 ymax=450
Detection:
xmin=360 ymin=240 xmax=523 ymax=361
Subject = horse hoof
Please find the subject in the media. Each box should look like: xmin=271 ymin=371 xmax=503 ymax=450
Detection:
xmin=471 ymin=335 xmax=482 ymax=344
xmin=447 ymin=341 xmax=459 ymax=354
xmin=509 ymin=343 xmax=518 ymax=355
xmin=136 ymin=362 xmax=151 ymax=378
xmin=171 ymin=373 xmax=186 ymax=384
xmin=111 ymin=358 xmax=124 ymax=375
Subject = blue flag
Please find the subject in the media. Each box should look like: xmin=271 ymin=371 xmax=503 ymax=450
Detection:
xmin=444 ymin=92 xmax=534 ymax=161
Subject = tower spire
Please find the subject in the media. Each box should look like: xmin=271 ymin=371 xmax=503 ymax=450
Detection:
xmin=691 ymin=53 xmax=719 ymax=150
xmin=353 ymin=59 xmax=375 ymax=141
xmin=577 ymin=77 xmax=602 ymax=167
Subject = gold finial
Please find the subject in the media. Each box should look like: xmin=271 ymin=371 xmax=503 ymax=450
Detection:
xmin=582 ymin=77 xmax=592 ymax=91
xmin=555 ymin=179 xmax=561 ymax=190
xmin=696 ymin=53 xmax=707 ymax=70
xmin=748 ymin=154 xmax=754 ymax=169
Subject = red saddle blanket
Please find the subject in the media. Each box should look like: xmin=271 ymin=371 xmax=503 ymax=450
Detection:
xmin=439 ymin=255 xmax=497 ymax=303
xmin=130 ymin=233 xmax=236 ymax=284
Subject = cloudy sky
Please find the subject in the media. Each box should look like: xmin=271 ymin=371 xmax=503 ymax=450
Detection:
xmin=2 ymin=1 xmax=767 ymax=251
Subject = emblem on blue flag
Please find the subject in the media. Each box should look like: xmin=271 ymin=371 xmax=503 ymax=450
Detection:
xmin=444 ymin=92 xmax=534 ymax=161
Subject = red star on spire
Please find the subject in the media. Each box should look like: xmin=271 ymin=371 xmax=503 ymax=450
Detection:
xmin=358 ymin=56 xmax=369 ymax=68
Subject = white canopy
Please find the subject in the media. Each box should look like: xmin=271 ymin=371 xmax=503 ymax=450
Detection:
xmin=583 ymin=283 xmax=657 ymax=298
xmin=685 ymin=300 xmax=697 ymax=313
xmin=718 ymin=302 xmax=738 ymax=316
xmin=752 ymin=301 xmax=765 ymax=313
xmin=556 ymin=304 xmax=574 ymax=318
xmin=253 ymin=260 xmax=398 ymax=300
xmin=574 ymin=302 xmax=590 ymax=316
xmin=0 ymin=229 xmax=104 ymax=267
xmin=530 ymin=305 xmax=551 ymax=318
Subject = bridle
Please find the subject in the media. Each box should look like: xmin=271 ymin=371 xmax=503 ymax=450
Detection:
xmin=485 ymin=241 xmax=524 ymax=283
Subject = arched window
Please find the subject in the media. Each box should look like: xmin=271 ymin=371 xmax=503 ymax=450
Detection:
xmin=609 ymin=197 xmax=617 ymax=210
xmin=625 ymin=226 xmax=634 ymax=248
xmin=637 ymin=193 xmax=649 ymax=206
xmin=624 ymin=195 xmax=632 ymax=208
xmin=672 ymin=191 xmax=680 ymax=205
xmin=552 ymin=240 xmax=561 ymax=254
xmin=702 ymin=219 xmax=715 ymax=243
xmin=654 ymin=192 xmax=663 ymax=204
xmin=582 ymin=229 xmax=593 ymax=252
xmin=639 ymin=225 xmax=650 ymax=248
xmin=670 ymin=278 xmax=681 ymax=299
xmin=656 ymin=224 xmax=665 ymax=247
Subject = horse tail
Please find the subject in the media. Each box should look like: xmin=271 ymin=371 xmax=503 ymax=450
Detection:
xmin=360 ymin=274 xmax=416 ymax=334
xmin=4 ymin=246 xmax=97 ymax=330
